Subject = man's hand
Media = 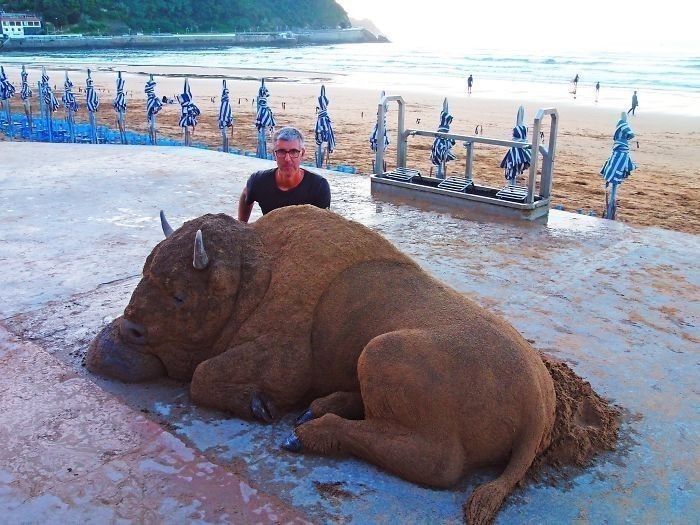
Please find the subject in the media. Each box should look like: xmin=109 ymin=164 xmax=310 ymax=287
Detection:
xmin=238 ymin=187 xmax=253 ymax=223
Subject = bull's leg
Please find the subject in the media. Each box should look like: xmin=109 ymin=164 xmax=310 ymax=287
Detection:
xmin=295 ymin=415 xmax=464 ymax=488
xmin=295 ymin=391 xmax=364 ymax=426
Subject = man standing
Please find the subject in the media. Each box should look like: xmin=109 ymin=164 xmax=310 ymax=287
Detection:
xmin=467 ymin=74 xmax=473 ymax=95
xmin=237 ymin=127 xmax=331 ymax=222
xmin=628 ymin=91 xmax=639 ymax=116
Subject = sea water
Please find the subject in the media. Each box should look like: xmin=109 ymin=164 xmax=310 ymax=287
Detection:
xmin=2 ymin=42 xmax=698 ymax=115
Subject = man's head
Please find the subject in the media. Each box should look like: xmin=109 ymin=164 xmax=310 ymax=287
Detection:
xmin=273 ymin=127 xmax=305 ymax=177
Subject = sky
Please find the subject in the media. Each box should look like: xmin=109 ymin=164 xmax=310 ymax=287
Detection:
xmin=336 ymin=0 xmax=699 ymax=54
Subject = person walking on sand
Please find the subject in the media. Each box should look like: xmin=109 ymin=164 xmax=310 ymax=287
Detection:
xmin=595 ymin=82 xmax=600 ymax=101
xmin=467 ymin=74 xmax=473 ymax=95
xmin=628 ymin=91 xmax=639 ymax=116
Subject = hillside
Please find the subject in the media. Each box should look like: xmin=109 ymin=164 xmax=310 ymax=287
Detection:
xmin=0 ymin=0 xmax=350 ymax=35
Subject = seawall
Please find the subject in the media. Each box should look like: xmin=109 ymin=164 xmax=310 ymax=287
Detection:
xmin=0 ymin=28 xmax=382 ymax=51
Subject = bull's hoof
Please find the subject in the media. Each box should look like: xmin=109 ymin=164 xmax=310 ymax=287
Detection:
xmin=250 ymin=391 xmax=276 ymax=423
xmin=281 ymin=431 xmax=303 ymax=452
xmin=294 ymin=409 xmax=314 ymax=427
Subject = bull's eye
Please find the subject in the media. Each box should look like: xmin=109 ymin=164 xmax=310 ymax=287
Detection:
xmin=174 ymin=294 xmax=185 ymax=305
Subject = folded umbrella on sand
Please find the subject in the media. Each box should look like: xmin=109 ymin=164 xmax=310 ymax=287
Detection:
xmin=62 ymin=72 xmax=79 ymax=143
xmin=218 ymin=79 xmax=233 ymax=152
xmin=145 ymin=74 xmax=163 ymax=145
xmin=601 ymin=112 xmax=636 ymax=220
xmin=41 ymin=67 xmax=60 ymax=143
xmin=20 ymin=65 xmax=33 ymax=134
xmin=314 ymin=85 xmax=336 ymax=168
xmin=113 ymin=71 xmax=127 ymax=144
xmin=255 ymin=78 xmax=275 ymax=159
xmin=500 ymin=105 xmax=532 ymax=186
xmin=178 ymin=77 xmax=201 ymax=147
xmin=0 ymin=66 xmax=16 ymax=141
xmin=429 ymin=98 xmax=457 ymax=179
xmin=370 ymin=90 xmax=389 ymax=172
xmin=86 ymin=69 xmax=100 ymax=144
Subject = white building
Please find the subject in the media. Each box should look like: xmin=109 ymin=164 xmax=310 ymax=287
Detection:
xmin=0 ymin=11 xmax=42 ymax=38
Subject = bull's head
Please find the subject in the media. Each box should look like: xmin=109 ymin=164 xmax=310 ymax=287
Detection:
xmin=87 ymin=212 xmax=268 ymax=383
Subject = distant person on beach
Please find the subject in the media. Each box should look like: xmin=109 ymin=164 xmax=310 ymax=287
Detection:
xmin=237 ymin=127 xmax=331 ymax=223
xmin=628 ymin=91 xmax=639 ymax=116
xmin=467 ymin=74 xmax=473 ymax=95
xmin=595 ymin=82 xmax=600 ymax=101
xmin=573 ymin=74 xmax=579 ymax=88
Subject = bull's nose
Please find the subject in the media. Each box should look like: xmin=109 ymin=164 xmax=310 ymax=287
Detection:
xmin=120 ymin=318 xmax=148 ymax=345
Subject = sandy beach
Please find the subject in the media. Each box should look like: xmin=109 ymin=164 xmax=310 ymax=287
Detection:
xmin=4 ymin=63 xmax=699 ymax=234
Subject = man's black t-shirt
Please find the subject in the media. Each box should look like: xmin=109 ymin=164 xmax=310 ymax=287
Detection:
xmin=245 ymin=168 xmax=331 ymax=215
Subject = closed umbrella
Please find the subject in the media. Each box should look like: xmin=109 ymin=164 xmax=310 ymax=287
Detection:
xmin=20 ymin=65 xmax=33 ymax=133
xmin=145 ymin=74 xmax=163 ymax=145
xmin=113 ymin=71 xmax=127 ymax=144
xmin=429 ymin=98 xmax=456 ymax=179
xmin=0 ymin=66 xmax=16 ymax=141
xmin=500 ymin=105 xmax=532 ymax=186
xmin=370 ymin=90 xmax=389 ymax=172
xmin=41 ymin=67 xmax=60 ymax=142
xmin=178 ymin=77 xmax=200 ymax=146
xmin=218 ymin=79 xmax=233 ymax=152
xmin=601 ymin=112 xmax=636 ymax=220
xmin=85 ymin=69 xmax=100 ymax=144
xmin=62 ymin=72 xmax=78 ymax=143
xmin=314 ymin=84 xmax=335 ymax=168
xmin=255 ymin=78 xmax=275 ymax=159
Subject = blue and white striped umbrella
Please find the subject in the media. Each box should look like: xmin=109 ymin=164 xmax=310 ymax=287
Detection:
xmin=314 ymin=84 xmax=335 ymax=168
xmin=370 ymin=90 xmax=389 ymax=154
xmin=86 ymin=69 xmax=99 ymax=144
xmin=20 ymin=65 xmax=33 ymax=133
xmin=0 ymin=66 xmax=16 ymax=140
xmin=113 ymin=71 xmax=127 ymax=143
xmin=500 ymin=106 xmax=531 ymax=185
xmin=145 ymin=74 xmax=162 ymax=145
xmin=41 ymin=69 xmax=60 ymax=142
xmin=218 ymin=79 xmax=233 ymax=152
xmin=178 ymin=78 xmax=200 ymax=146
xmin=601 ymin=114 xmax=636 ymax=219
xmin=62 ymin=72 xmax=79 ymax=142
xmin=429 ymin=98 xmax=457 ymax=178
xmin=20 ymin=66 xmax=32 ymax=100
xmin=255 ymin=78 xmax=275 ymax=159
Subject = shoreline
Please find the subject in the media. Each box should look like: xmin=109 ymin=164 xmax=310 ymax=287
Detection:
xmin=2 ymin=63 xmax=698 ymax=234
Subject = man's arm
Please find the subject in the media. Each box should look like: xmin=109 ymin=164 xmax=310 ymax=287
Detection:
xmin=317 ymin=178 xmax=331 ymax=209
xmin=238 ymin=186 xmax=254 ymax=223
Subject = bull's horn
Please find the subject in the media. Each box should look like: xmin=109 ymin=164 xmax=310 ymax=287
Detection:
xmin=160 ymin=210 xmax=174 ymax=238
xmin=193 ymin=229 xmax=209 ymax=270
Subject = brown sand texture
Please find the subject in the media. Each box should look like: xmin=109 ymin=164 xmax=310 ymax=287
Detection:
xmin=5 ymin=64 xmax=699 ymax=234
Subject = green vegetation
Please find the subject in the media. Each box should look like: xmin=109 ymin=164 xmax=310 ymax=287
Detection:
xmin=1 ymin=0 xmax=350 ymax=35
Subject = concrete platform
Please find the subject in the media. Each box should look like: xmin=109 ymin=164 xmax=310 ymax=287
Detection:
xmin=1 ymin=143 xmax=698 ymax=523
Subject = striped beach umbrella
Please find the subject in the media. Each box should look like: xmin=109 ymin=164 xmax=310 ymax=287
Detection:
xmin=85 ymin=69 xmax=100 ymax=144
xmin=429 ymin=98 xmax=457 ymax=179
xmin=0 ymin=66 xmax=16 ymax=141
xmin=255 ymin=78 xmax=275 ymax=159
xmin=113 ymin=71 xmax=127 ymax=144
xmin=500 ymin=105 xmax=532 ymax=186
xmin=178 ymin=77 xmax=200 ymax=146
xmin=62 ymin=72 xmax=79 ymax=143
xmin=20 ymin=65 xmax=33 ymax=133
xmin=314 ymin=84 xmax=335 ymax=168
xmin=601 ymin=112 xmax=636 ymax=220
xmin=370 ymin=90 xmax=389 ymax=172
xmin=218 ymin=79 xmax=234 ymax=152
xmin=145 ymin=74 xmax=163 ymax=145
xmin=41 ymin=67 xmax=60 ymax=142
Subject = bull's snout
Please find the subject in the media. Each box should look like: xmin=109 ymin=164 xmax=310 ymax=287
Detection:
xmin=120 ymin=318 xmax=147 ymax=345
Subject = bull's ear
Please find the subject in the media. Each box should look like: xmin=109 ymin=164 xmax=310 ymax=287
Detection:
xmin=160 ymin=210 xmax=174 ymax=238
xmin=193 ymin=230 xmax=210 ymax=270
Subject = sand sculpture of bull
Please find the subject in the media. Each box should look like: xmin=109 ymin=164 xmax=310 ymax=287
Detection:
xmin=88 ymin=205 xmax=615 ymax=524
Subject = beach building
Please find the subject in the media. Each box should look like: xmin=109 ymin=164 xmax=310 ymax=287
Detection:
xmin=0 ymin=10 xmax=42 ymax=38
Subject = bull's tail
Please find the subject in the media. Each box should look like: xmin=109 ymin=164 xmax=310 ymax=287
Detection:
xmin=462 ymin=422 xmax=544 ymax=525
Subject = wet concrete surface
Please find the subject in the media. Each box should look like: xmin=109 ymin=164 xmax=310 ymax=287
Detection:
xmin=1 ymin=143 xmax=698 ymax=523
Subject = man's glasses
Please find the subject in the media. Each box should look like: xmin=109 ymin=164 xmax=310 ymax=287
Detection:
xmin=274 ymin=149 xmax=302 ymax=159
